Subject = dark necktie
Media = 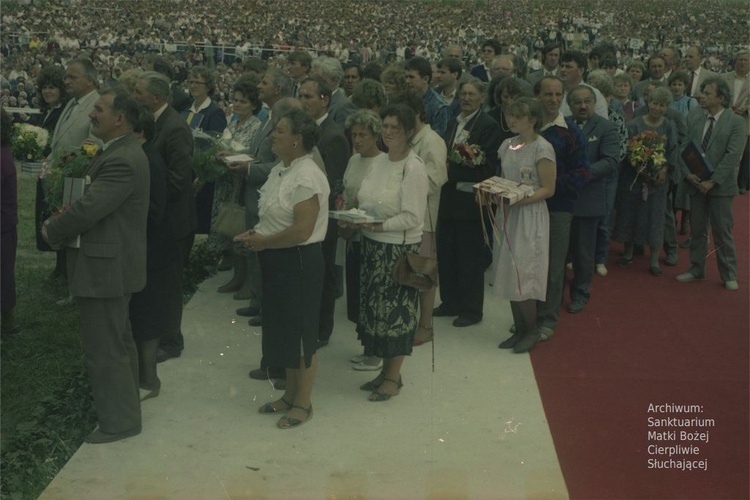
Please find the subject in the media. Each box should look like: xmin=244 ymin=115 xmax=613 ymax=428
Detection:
xmin=701 ymin=116 xmax=714 ymax=151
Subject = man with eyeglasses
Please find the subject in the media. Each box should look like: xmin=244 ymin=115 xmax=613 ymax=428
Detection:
xmin=49 ymin=58 xmax=101 ymax=157
xmin=470 ymin=39 xmax=502 ymax=82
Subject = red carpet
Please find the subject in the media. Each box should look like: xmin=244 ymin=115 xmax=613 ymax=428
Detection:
xmin=532 ymin=194 xmax=749 ymax=499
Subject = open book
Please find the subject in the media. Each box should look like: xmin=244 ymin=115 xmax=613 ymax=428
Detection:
xmin=473 ymin=176 xmax=535 ymax=205
xmin=329 ymin=209 xmax=385 ymax=224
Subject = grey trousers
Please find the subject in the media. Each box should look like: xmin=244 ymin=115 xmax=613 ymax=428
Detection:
xmin=688 ymin=194 xmax=737 ymax=281
xmin=537 ymin=211 xmax=573 ymax=331
xmin=77 ymin=295 xmax=141 ymax=434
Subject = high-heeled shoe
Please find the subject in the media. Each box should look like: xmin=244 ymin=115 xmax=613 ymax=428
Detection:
xmin=413 ymin=325 xmax=434 ymax=346
xmin=276 ymin=404 xmax=313 ymax=429
xmin=369 ymin=378 xmax=401 ymax=402
xmin=258 ymin=396 xmax=293 ymax=414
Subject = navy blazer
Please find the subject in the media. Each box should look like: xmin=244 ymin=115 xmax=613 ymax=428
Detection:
xmin=318 ymin=115 xmax=351 ymax=209
xmin=573 ymin=114 xmax=621 ymax=217
xmin=439 ymin=111 xmax=500 ymax=220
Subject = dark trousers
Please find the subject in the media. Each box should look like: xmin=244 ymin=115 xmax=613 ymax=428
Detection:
xmin=436 ymin=218 xmax=489 ymax=321
xmin=77 ymin=295 xmax=141 ymax=434
xmin=538 ymin=211 xmax=573 ymax=331
xmin=159 ymin=234 xmax=193 ymax=353
xmin=570 ymin=215 xmax=599 ymax=303
xmin=318 ymin=220 xmax=338 ymax=341
xmin=345 ymin=240 xmax=361 ymax=325
xmin=1 ymin=227 xmax=17 ymax=312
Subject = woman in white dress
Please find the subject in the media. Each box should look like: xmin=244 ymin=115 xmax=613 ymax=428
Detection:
xmin=492 ymin=97 xmax=557 ymax=353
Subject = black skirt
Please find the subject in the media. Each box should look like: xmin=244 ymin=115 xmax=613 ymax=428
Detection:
xmin=258 ymin=243 xmax=324 ymax=369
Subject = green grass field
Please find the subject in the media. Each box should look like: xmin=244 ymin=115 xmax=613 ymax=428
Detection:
xmin=0 ymin=166 xmax=217 ymax=498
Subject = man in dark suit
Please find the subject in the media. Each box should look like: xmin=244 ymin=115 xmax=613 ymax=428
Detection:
xmin=566 ymin=86 xmax=620 ymax=313
xmin=43 ymin=88 xmax=149 ymax=444
xmin=677 ymin=77 xmax=746 ymax=291
xmin=434 ymin=77 xmax=500 ymax=327
xmin=299 ymin=77 xmax=350 ymax=346
xmin=133 ymin=71 xmax=196 ymax=362
xmin=143 ymin=55 xmax=191 ymax=113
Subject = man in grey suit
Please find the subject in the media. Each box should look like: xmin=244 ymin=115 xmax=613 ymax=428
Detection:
xmin=566 ymin=86 xmax=620 ymax=313
xmin=229 ymin=69 xmax=292 ymax=328
xmin=133 ymin=71 xmax=196 ymax=361
xmin=229 ymin=69 xmax=293 ymax=384
xmin=48 ymin=57 xmax=101 ymax=159
xmin=677 ymin=77 xmax=746 ymax=291
xmin=311 ymin=56 xmax=357 ymax=130
xmin=42 ymin=88 xmax=149 ymax=444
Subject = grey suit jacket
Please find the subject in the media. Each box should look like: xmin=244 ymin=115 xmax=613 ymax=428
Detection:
xmin=48 ymin=90 xmax=100 ymax=159
xmin=573 ymin=114 xmax=620 ymax=217
xmin=723 ymin=71 xmax=750 ymax=134
xmin=243 ymin=116 xmax=277 ymax=227
xmin=688 ymin=68 xmax=719 ymax=97
xmin=526 ymin=68 xmax=559 ymax=89
xmin=45 ymin=133 xmax=149 ymax=298
xmin=328 ymin=89 xmax=357 ymax=130
xmin=679 ymin=107 xmax=747 ymax=197
xmin=153 ymin=105 xmax=196 ymax=239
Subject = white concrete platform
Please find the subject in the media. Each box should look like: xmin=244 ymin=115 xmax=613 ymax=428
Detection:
xmin=41 ymin=272 xmax=567 ymax=499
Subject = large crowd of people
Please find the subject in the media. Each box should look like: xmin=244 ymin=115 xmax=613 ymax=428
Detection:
xmin=0 ymin=0 xmax=748 ymax=441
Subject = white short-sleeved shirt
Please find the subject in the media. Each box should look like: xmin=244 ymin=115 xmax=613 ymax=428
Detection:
xmin=255 ymin=155 xmax=330 ymax=245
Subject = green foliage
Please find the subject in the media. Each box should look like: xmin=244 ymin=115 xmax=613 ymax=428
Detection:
xmin=183 ymin=236 xmax=221 ymax=303
xmin=9 ymin=124 xmax=49 ymax=163
xmin=1 ymin=170 xmax=218 ymax=498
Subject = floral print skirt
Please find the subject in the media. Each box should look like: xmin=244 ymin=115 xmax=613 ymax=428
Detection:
xmin=357 ymin=236 xmax=420 ymax=358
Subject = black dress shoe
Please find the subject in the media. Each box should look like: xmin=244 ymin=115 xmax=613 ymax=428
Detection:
xmin=679 ymin=238 xmax=691 ymax=249
xmin=85 ymin=425 xmax=141 ymax=444
xmin=432 ymin=304 xmax=458 ymax=317
xmin=248 ymin=315 xmax=262 ymax=327
xmin=249 ymin=368 xmax=286 ymax=380
xmin=156 ymin=348 xmax=181 ymax=363
xmin=236 ymin=306 xmax=260 ymax=317
xmin=499 ymin=332 xmax=522 ymax=349
xmin=649 ymin=266 xmax=663 ymax=277
xmin=452 ymin=316 xmax=481 ymax=327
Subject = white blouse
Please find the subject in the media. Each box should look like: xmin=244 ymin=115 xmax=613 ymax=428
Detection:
xmin=255 ymin=155 xmax=330 ymax=245
xmin=358 ymin=151 xmax=428 ymax=245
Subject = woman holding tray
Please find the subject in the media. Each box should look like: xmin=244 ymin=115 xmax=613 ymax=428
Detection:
xmin=492 ymin=97 xmax=557 ymax=353
xmin=355 ymin=103 xmax=428 ymax=401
